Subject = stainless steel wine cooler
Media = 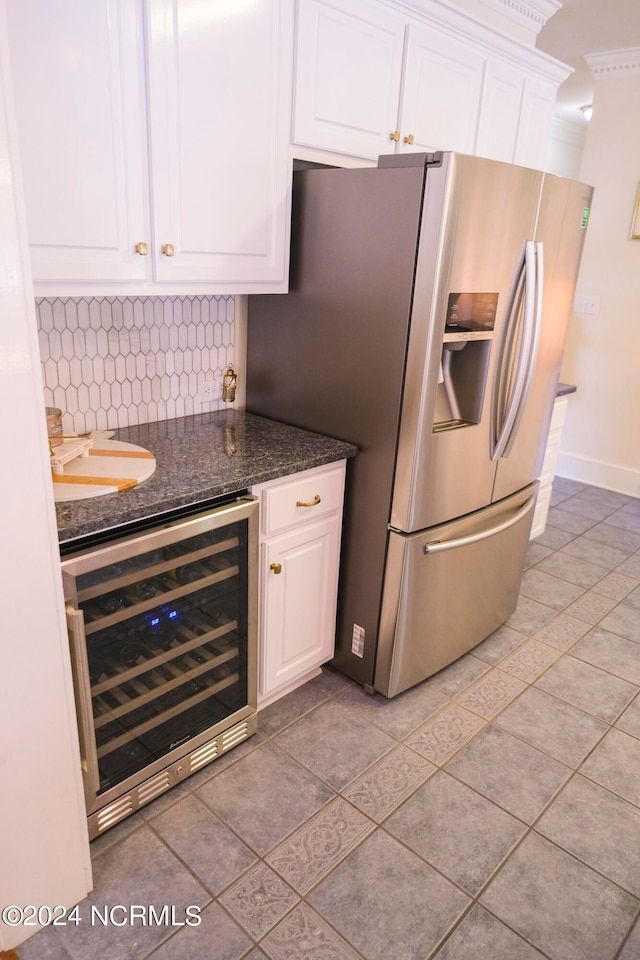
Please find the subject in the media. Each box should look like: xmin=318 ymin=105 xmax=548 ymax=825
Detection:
xmin=61 ymin=496 xmax=258 ymax=839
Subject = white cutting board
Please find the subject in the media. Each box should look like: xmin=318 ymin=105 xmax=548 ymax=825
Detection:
xmin=52 ymin=437 xmax=156 ymax=502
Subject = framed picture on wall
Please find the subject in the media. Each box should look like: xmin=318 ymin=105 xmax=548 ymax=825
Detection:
xmin=631 ymin=184 xmax=640 ymax=239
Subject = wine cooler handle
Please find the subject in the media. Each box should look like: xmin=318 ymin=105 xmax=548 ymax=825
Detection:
xmin=66 ymin=604 xmax=101 ymax=800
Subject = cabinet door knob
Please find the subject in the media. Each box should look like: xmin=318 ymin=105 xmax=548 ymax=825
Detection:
xmin=270 ymin=562 xmax=282 ymax=574
xmin=389 ymin=130 xmax=400 ymax=142
xmin=135 ymin=241 xmax=149 ymax=255
xmin=403 ymin=134 xmax=415 ymax=145
xmin=295 ymin=494 xmax=321 ymax=507
xmin=162 ymin=243 xmax=175 ymax=257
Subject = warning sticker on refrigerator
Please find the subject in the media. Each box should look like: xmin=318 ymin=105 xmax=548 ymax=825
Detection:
xmin=351 ymin=624 xmax=365 ymax=658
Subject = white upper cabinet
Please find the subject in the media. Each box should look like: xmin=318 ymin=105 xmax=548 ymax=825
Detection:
xmin=475 ymin=58 xmax=524 ymax=162
xmin=514 ymin=78 xmax=557 ymax=170
xmin=475 ymin=61 xmax=557 ymax=167
xmin=6 ymin=0 xmax=293 ymax=295
xmin=6 ymin=0 xmax=148 ymax=286
xmin=146 ymin=0 xmax=292 ymax=288
xmin=399 ymin=23 xmax=485 ymax=155
xmin=292 ymin=0 xmax=568 ymax=170
xmin=293 ymin=0 xmax=406 ymax=160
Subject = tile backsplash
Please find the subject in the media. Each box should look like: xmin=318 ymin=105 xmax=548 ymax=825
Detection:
xmin=37 ymin=295 xmax=235 ymax=436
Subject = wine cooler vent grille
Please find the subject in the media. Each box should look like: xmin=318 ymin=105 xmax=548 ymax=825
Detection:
xmin=190 ymin=738 xmax=219 ymax=771
xmin=96 ymin=795 xmax=134 ymax=833
xmin=222 ymin=720 xmax=249 ymax=752
xmin=138 ymin=770 xmax=171 ymax=805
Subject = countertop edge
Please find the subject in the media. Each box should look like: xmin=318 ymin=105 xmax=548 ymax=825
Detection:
xmin=56 ymin=411 xmax=357 ymax=548
xmin=556 ymin=382 xmax=577 ymax=398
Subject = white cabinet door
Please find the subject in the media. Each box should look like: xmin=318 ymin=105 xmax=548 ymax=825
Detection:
xmin=399 ymin=23 xmax=484 ymax=154
xmin=475 ymin=59 xmax=523 ymax=163
xmin=146 ymin=0 xmax=292 ymax=289
xmin=477 ymin=62 xmax=556 ymax=170
xmin=251 ymin=460 xmax=346 ymax=704
xmin=7 ymin=0 xmax=293 ymax=293
xmin=5 ymin=0 xmax=148 ymax=284
xmin=292 ymin=1 xmax=563 ymax=170
xmin=514 ymin=78 xmax=557 ymax=170
xmin=260 ymin=515 xmax=341 ymax=698
xmin=293 ymin=0 xmax=406 ymax=160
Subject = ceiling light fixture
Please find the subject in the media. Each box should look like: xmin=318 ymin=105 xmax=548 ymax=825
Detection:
xmin=580 ymin=104 xmax=593 ymax=122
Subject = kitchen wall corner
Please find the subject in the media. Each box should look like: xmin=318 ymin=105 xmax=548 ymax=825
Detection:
xmin=37 ymin=294 xmax=236 ymax=436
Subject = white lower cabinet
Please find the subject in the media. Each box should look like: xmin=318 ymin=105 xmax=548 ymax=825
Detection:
xmin=250 ymin=461 xmax=346 ymax=706
xmin=530 ymin=395 xmax=569 ymax=539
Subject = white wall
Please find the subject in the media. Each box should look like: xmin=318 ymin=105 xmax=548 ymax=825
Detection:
xmin=557 ymin=53 xmax=640 ymax=496
xmin=0 ymin=2 xmax=91 ymax=949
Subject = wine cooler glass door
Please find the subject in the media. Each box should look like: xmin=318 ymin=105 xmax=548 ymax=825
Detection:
xmin=63 ymin=497 xmax=257 ymax=801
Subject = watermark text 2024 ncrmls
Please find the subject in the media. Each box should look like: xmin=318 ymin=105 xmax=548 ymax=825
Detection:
xmin=1 ymin=904 xmax=202 ymax=927
xmin=92 ymin=905 xmax=201 ymax=926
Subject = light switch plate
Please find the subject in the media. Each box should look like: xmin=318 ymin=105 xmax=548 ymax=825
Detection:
xmin=574 ymin=293 xmax=600 ymax=315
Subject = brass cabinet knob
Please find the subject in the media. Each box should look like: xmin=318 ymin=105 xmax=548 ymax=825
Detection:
xmin=389 ymin=130 xmax=400 ymax=142
xmin=270 ymin=562 xmax=282 ymax=575
xmin=162 ymin=243 xmax=175 ymax=257
xmin=403 ymin=134 xmax=415 ymax=145
xmin=135 ymin=242 xmax=148 ymax=255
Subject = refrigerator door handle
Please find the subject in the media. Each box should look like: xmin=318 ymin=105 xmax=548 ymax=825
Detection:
xmin=423 ymin=493 xmax=536 ymax=554
xmin=491 ymin=241 xmax=539 ymax=460
xmin=491 ymin=244 xmax=526 ymax=457
xmin=502 ymin=241 xmax=544 ymax=457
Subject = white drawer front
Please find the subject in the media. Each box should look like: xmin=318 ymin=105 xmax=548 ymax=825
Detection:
xmin=258 ymin=463 xmax=345 ymax=536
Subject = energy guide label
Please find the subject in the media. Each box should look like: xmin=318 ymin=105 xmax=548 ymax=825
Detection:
xmin=351 ymin=624 xmax=365 ymax=658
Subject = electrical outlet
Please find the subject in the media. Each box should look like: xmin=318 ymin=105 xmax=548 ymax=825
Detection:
xmin=198 ymin=379 xmax=221 ymax=402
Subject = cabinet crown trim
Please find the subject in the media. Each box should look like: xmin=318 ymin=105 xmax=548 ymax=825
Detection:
xmin=471 ymin=0 xmax=560 ymax=33
xmin=389 ymin=0 xmax=559 ymax=36
xmin=381 ymin=0 xmax=571 ymax=83
xmin=585 ymin=47 xmax=640 ymax=78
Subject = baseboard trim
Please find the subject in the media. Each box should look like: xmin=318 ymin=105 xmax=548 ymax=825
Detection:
xmin=556 ymin=452 xmax=640 ymax=498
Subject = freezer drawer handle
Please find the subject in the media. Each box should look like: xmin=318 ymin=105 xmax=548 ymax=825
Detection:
xmin=423 ymin=495 xmax=535 ymax=555
xmin=296 ymin=494 xmax=321 ymax=507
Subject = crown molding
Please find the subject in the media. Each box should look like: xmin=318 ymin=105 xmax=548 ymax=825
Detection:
xmin=388 ymin=0 xmax=572 ymax=82
xmin=393 ymin=0 xmax=561 ymax=38
xmin=584 ymin=48 xmax=640 ymax=79
xmin=472 ymin=0 xmax=560 ymax=34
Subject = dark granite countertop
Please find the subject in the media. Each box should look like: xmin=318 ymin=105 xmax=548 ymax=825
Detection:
xmin=556 ymin=382 xmax=577 ymax=397
xmin=56 ymin=411 xmax=357 ymax=548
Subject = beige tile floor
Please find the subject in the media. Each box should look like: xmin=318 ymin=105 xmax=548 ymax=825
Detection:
xmin=16 ymin=477 xmax=640 ymax=960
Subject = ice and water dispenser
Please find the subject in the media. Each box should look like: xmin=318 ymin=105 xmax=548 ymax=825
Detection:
xmin=433 ymin=292 xmax=498 ymax=431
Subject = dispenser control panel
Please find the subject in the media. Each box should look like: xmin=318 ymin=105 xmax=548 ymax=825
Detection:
xmin=445 ymin=293 xmax=498 ymax=333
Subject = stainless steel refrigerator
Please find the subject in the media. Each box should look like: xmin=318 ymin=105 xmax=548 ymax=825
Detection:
xmin=247 ymin=152 xmax=593 ymax=697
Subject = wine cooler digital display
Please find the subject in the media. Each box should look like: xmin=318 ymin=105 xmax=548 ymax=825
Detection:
xmin=62 ymin=497 xmax=258 ymax=838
